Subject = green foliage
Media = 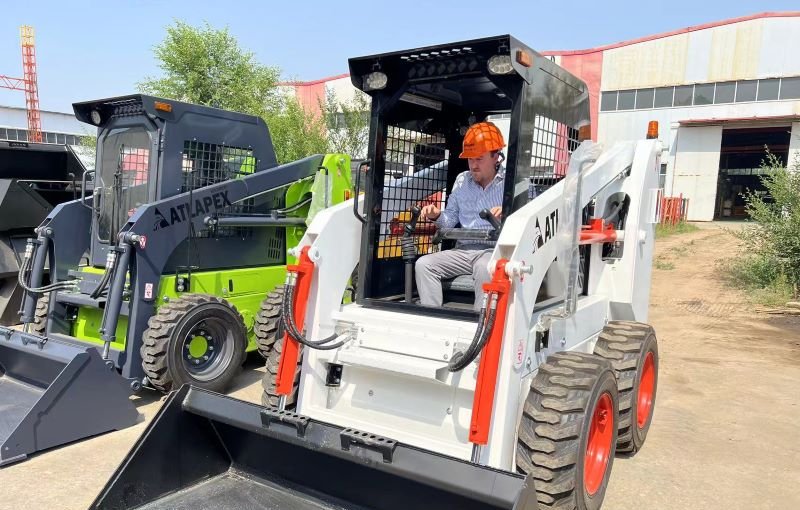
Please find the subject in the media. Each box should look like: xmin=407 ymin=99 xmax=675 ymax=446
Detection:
xmin=265 ymin=99 xmax=328 ymax=164
xmin=655 ymin=220 xmax=699 ymax=239
xmin=138 ymin=21 xmax=328 ymax=164
xmin=322 ymin=89 xmax=371 ymax=158
xmin=718 ymin=255 xmax=794 ymax=306
xmin=734 ymin=154 xmax=800 ymax=287
xmin=138 ymin=21 xmax=281 ymax=116
xmin=720 ymin=153 xmax=800 ymax=304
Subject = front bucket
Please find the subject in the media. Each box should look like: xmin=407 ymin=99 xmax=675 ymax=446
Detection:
xmin=91 ymin=386 xmax=539 ymax=510
xmin=0 ymin=329 xmax=140 ymax=466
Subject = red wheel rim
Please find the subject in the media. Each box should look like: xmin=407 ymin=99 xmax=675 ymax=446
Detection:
xmin=584 ymin=392 xmax=614 ymax=496
xmin=637 ymin=351 xmax=655 ymax=429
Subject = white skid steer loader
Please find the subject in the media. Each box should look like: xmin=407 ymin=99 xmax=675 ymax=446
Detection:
xmin=91 ymin=35 xmax=661 ymax=510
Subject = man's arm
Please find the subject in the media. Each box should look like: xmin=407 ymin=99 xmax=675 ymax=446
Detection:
xmin=433 ymin=173 xmax=465 ymax=229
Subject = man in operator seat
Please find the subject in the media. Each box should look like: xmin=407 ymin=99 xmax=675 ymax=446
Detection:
xmin=416 ymin=121 xmax=504 ymax=311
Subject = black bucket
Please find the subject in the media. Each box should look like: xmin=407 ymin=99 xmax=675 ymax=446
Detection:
xmin=91 ymin=385 xmax=539 ymax=510
xmin=0 ymin=328 xmax=140 ymax=466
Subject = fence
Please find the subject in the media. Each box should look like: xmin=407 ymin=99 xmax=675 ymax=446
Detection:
xmin=658 ymin=191 xmax=689 ymax=225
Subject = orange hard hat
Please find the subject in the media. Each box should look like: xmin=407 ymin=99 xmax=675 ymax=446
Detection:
xmin=459 ymin=121 xmax=505 ymax=159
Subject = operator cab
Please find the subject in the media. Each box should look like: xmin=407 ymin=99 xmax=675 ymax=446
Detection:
xmin=349 ymin=35 xmax=590 ymax=319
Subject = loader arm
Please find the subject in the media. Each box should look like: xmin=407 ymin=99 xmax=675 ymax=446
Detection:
xmin=104 ymin=155 xmax=329 ymax=380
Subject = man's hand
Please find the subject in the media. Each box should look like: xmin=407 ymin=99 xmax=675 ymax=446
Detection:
xmin=490 ymin=206 xmax=502 ymax=219
xmin=421 ymin=204 xmax=441 ymax=221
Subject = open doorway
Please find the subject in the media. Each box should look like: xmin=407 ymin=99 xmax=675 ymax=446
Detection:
xmin=716 ymin=126 xmax=791 ymax=219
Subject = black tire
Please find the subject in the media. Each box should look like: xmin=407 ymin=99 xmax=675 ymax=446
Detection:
xmin=260 ymin=334 xmax=302 ymax=408
xmin=516 ymin=352 xmax=619 ymax=510
xmin=30 ymin=293 xmax=49 ymax=336
xmin=593 ymin=321 xmax=658 ymax=455
xmin=141 ymin=294 xmax=248 ymax=394
xmin=254 ymin=286 xmax=285 ymax=359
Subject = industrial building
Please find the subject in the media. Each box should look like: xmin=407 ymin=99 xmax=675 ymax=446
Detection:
xmin=286 ymin=12 xmax=800 ymax=221
xmin=0 ymin=104 xmax=87 ymax=145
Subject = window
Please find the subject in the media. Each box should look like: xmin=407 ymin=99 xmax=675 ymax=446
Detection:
xmin=694 ymin=83 xmax=714 ymax=105
xmin=56 ymin=133 xmax=66 ymax=144
xmin=757 ymin=79 xmax=779 ymax=101
xmin=636 ymin=88 xmax=655 ymax=109
xmin=715 ymin=82 xmax=735 ymax=103
xmin=600 ymin=91 xmax=617 ymax=112
xmin=654 ymin=87 xmax=674 ymax=108
xmin=0 ymin=128 xmax=6 ymax=140
xmin=18 ymin=130 xmax=28 ymax=142
xmin=46 ymin=132 xmax=56 ymax=143
xmin=780 ymin=77 xmax=800 ymax=99
xmin=617 ymin=90 xmax=635 ymax=110
xmin=659 ymin=163 xmax=667 ymax=189
xmin=673 ymin=85 xmax=693 ymax=106
xmin=735 ymin=80 xmax=757 ymax=102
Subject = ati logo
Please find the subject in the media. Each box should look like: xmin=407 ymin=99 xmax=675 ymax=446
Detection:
xmin=532 ymin=209 xmax=559 ymax=253
xmin=152 ymin=191 xmax=232 ymax=231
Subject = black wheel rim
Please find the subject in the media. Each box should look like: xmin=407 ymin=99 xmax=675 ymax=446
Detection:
xmin=181 ymin=317 xmax=235 ymax=381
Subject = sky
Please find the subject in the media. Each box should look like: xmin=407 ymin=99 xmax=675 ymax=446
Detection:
xmin=0 ymin=1 xmax=797 ymax=113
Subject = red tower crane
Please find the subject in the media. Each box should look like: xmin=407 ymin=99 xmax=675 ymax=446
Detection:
xmin=0 ymin=25 xmax=43 ymax=143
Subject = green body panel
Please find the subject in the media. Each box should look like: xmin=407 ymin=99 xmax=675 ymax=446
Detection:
xmin=74 ymin=265 xmax=288 ymax=352
xmin=70 ymin=153 xmax=353 ymax=353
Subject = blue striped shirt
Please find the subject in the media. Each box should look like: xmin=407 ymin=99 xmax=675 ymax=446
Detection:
xmin=435 ymin=167 xmax=504 ymax=247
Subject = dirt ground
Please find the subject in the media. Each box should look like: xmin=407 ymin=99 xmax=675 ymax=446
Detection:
xmin=1 ymin=222 xmax=799 ymax=509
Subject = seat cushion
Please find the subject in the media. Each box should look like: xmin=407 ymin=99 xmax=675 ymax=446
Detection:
xmin=442 ymin=274 xmax=475 ymax=292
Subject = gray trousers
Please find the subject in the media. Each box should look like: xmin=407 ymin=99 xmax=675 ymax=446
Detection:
xmin=415 ymin=247 xmax=493 ymax=311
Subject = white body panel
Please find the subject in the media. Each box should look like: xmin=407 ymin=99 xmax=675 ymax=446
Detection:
xmin=290 ymin=139 xmax=663 ymax=471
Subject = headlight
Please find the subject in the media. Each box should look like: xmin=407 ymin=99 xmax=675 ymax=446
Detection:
xmin=90 ymin=110 xmax=102 ymax=125
xmin=363 ymin=72 xmax=388 ymax=91
xmin=487 ymin=55 xmax=514 ymax=75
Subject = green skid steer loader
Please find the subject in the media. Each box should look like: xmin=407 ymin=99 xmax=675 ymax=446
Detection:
xmin=0 ymin=94 xmax=352 ymax=466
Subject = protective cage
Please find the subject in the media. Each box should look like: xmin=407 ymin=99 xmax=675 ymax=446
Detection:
xmin=350 ymin=35 xmax=589 ymax=315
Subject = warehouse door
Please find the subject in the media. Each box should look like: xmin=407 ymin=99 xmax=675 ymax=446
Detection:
xmin=716 ymin=126 xmax=791 ymax=219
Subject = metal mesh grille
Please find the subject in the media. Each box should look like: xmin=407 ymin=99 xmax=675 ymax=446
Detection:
xmin=119 ymin=146 xmax=149 ymax=218
xmin=378 ymin=126 xmax=449 ymax=259
xmin=181 ymin=141 xmax=256 ymax=239
xmin=525 ymin=115 xmax=580 ymax=197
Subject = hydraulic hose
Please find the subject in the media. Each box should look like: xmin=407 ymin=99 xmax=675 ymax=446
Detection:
xmin=448 ymin=292 xmax=498 ymax=372
xmin=280 ymin=274 xmax=349 ymax=350
xmin=17 ymin=243 xmax=77 ymax=294
xmin=275 ymin=195 xmax=313 ymax=215
xmin=89 ymin=249 xmax=117 ymax=299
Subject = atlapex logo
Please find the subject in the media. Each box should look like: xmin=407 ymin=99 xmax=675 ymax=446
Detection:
xmin=532 ymin=208 xmax=559 ymax=253
xmin=152 ymin=191 xmax=232 ymax=231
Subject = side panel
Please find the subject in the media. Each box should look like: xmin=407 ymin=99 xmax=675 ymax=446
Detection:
xmin=71 ymin=265 xmax=288 ymax=352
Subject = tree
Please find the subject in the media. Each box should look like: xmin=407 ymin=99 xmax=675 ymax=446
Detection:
xmin=323 ymin=89 xmax=370 ymax=158
xmin=138 ymin=21 xmax=327 ymax=163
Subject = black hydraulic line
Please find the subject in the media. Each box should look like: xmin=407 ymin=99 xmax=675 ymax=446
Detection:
xmin=602 ymin=201 xmax=624 ymax=224
xmin=89 ymin=250 xmax=116 ymax=299
xmin=280 ymin=279 xmax=347 ymax=350
xmin=275 ymin=195 xmax=312 ymax=214
xmin=448 ymin=293 xmax=498 ymax=372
